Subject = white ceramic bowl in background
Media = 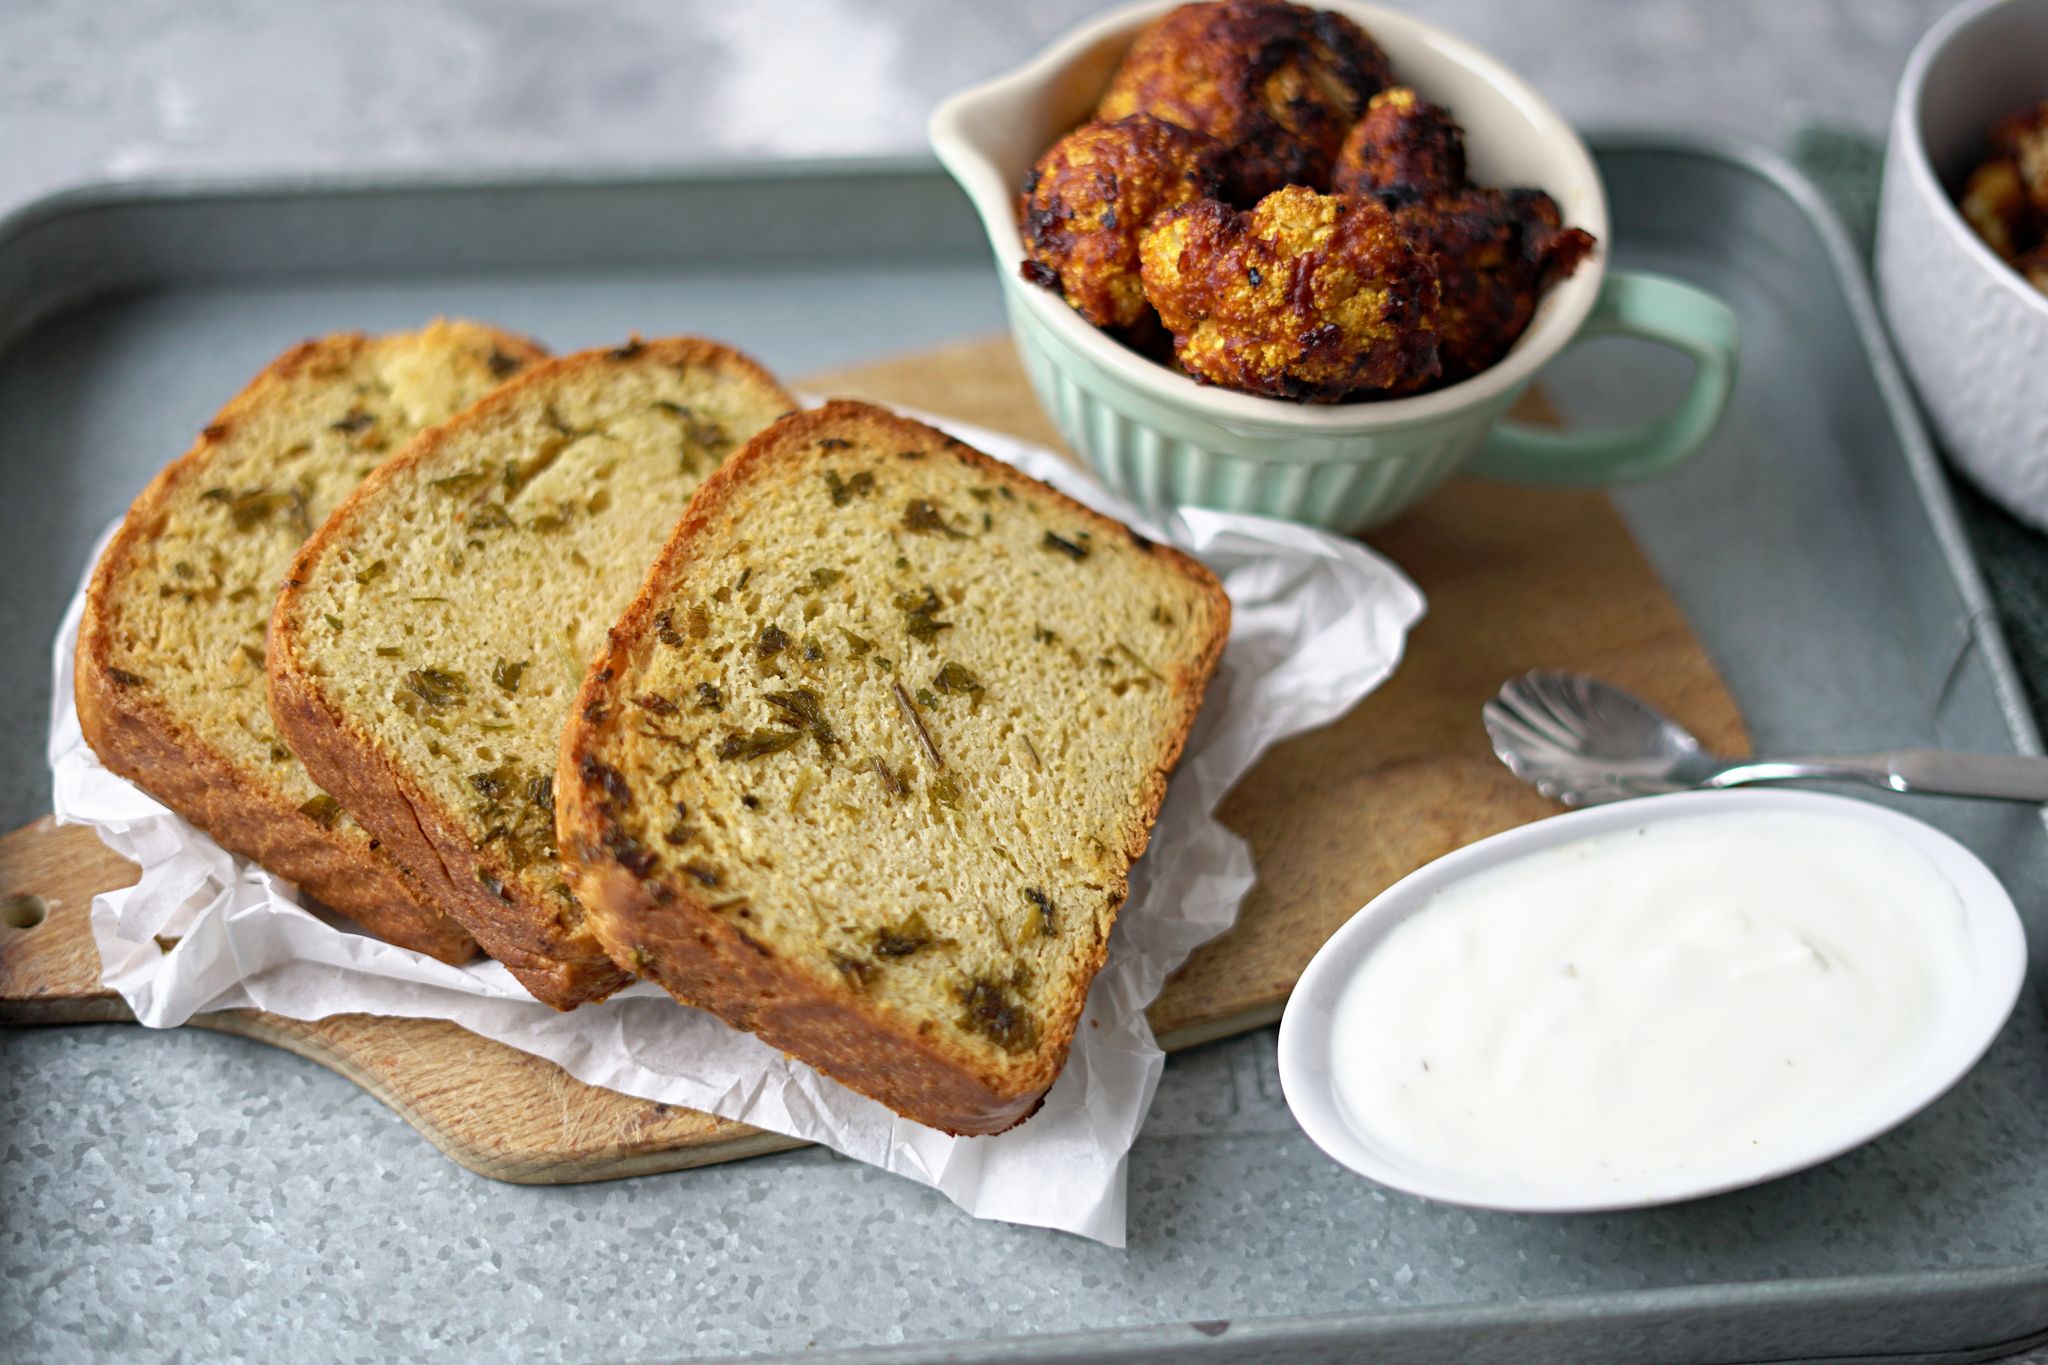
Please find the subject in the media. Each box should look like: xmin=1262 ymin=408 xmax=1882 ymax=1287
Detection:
xmin=929 ymin=0 xmax=1738 ymax=531
xmin=1276 ymin=790 xmax=2026 ymax=1213
xmin=1878 ymin=0 xmax=2048 ymax=531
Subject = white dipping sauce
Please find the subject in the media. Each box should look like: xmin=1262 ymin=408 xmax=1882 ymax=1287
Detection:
xmin=1331 ymin=809 xmax=1974 ymax=1188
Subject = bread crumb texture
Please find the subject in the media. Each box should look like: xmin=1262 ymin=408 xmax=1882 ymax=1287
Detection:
xmin=272 ymin=338 xmax=793 ymax=1005
xmin=78 ymin=319 xmax=544 ymax=961
xmin=561 ymin=401 xmax=1229 ymax=1130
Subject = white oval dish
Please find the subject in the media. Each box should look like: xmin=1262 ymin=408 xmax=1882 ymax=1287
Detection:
xmin=1276 ymin=789 xmax=2027 ymax=1213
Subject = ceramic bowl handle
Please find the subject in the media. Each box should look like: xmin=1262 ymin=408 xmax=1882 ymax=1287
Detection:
xmin=1469 ymin=271 xmax=1739 ymax=486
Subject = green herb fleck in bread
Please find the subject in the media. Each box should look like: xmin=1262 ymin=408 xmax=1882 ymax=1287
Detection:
xmin=77 ymin=320 xmax=547 ymax=962
xmin=267 ymin=337 xmax=795 ymax=1008
xmin=557 ymin=400 xmax=1229 ymax=1133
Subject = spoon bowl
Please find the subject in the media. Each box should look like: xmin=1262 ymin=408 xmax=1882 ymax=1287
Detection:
xmin=1485 ymin=671 xmax=2048 ymax=805
xmin=1483 ymin=672 xmax=1707 ymax=805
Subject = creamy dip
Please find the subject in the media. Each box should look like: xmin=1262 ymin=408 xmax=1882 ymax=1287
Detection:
xmin=1331 ymin=809 xmax=1974 ymax=1188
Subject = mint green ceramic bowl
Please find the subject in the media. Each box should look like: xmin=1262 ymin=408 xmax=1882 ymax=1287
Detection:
xmin=929 ymin=0 xmax=1739 ymax=532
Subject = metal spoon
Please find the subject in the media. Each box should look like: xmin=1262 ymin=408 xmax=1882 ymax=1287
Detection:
xmin=1483 ymin=671 xmax=2048 ymax=806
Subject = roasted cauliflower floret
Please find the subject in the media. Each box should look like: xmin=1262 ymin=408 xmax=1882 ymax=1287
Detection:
xmin=1331 ymin=87 xmax=1467 ymax=199
xmin=1392 ymin=187 xmax=1595 ymax=382
xmin=1138 ymin=185 xmax=1440 ymax=400
xmin=1040 ymin=3 xmax=1600 ymax=397
xmin=1992 ymin=101 xmax=2048 ymax=217
xmin=2020 ymin=243 xmax=2048 ymax=295
xmin=1964 ymin=156 xmax=2033 ymax=261
xmin=1018 ymin=115 xmax=1227 ymax=331
xmin=1097 ymin=0 xmax=1392 ymax=202
xmin=1962 ymin=101 xmax=2048 ymax=280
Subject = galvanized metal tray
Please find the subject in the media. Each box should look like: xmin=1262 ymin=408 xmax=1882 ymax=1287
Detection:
xmin=2 ymin=134 xmax=2047 ymax=1364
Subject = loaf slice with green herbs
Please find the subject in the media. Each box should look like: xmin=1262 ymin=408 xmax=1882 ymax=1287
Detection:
xmin=557 ymin=400 xmax=1230 ymax=1133
xmin=77 ymin=320 xmax=546 ymax=962
xmin=268 ymin=338 xmax=796 ymax=1008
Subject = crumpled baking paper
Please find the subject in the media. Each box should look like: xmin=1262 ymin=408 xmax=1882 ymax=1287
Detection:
xmin=49 ymin=413 xmax=1423 ymax=1246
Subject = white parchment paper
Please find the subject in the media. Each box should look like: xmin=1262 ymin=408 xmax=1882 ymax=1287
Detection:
xmin=49 ymin=414 xmax=1423 ymax=1246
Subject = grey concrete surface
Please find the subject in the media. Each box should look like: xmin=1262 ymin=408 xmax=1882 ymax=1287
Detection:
xmin=7 ymin=2 xmax=2045 ymax=1363
xmin=0 ymin=0 xmax=1954 ymax=219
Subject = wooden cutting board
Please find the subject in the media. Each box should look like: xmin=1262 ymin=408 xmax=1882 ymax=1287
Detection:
xmin=0 ymin=335 xmax=1745 ymax=1183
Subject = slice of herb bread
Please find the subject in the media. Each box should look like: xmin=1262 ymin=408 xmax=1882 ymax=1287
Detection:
xmin=268 ymin=338 xmax=795 ymax=1008
xmin=77 ymin=320 xmax=546 ymax=963
xmin=557 ymin=401 xmax=1230 ymax=1134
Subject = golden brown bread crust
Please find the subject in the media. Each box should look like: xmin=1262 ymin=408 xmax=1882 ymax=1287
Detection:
xmin=556 ymin=400 xmax=1231 ymax=1134
xmin=265 ymin=649 xmax=620 ymax=1000
xmin=74 ymin=328 xmax=547 ymax=963
xmin=563 ymin=834 xmax=1051 ymax=1134
xmin=269 ymin=338 xmax=793 ymax=1009
xmin=76 ymin=642 xmax=475 ymax=961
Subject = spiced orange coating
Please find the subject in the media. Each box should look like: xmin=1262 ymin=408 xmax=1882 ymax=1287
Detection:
xmin=1962 ymin=101 xmax=2048 ymax=281
xmin=1990 ymin=101 xmax=2048 ymax=218
xmin=2021 ymin=244 xmax=2048 ymax=294
xmin=1331 ymin=87 xmax=1467 ymax=199
xmin=1392 ymin=187 xmax=1595 ymax=382
xmin=1964 ymin=157 xmax=2034 ymax=261
xmin=1018 ymin=116 xmax=1227 ymax=330
xmin=1138 ymin=185 xmax=1440 ymax=400
xmin=1097 ymin=0 xmax=1392 ymax=202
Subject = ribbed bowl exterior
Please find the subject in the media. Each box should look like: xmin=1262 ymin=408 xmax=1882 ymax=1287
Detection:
xmin=1004 ymin=280 xmax=1518 ymax=532
xmin=1873 ymin=0 xmax=2048 ymax=534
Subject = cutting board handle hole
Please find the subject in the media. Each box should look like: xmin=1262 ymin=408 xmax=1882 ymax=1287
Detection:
xmin=3 ymin=894 xmax=47 ymax=929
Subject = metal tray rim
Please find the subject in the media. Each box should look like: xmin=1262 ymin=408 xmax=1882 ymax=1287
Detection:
xmin=1576 ymin=129 xmax=2046 ymax=768
xmin=5 ymin=131 xmax=2045 ymax=1361
xmin=779 ymin=1260 xmax=2048 ymax=1364
xmin=3 ymin=134 xmax=2035 ymax=773
xmin=0 ymin=153 xmax=964 ymax=241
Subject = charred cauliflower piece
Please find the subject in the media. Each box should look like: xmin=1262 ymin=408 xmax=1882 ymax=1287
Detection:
xmin=1097 ymin=0 xmax=1392 ymax=203
xmin=1139 ymin=185 xmax=1441 ymax=400
xmin=2021 ymin=243 xmax=2048 ymax=295
xmin=1019 ymin=115 xmax=1227 ymax=331
xmin=1992 ymin=101 xmax=2048 ymax=218
xmin=1962 ymin=101 xmax=2048 ymax=279
xmin=1392 ymin=187 xmax=1595 ymax=382
xmin=1964 ymin=156 xmax=2033 ymax=261
xmin=1331 ymin=87 xmax=1467 ymax=199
